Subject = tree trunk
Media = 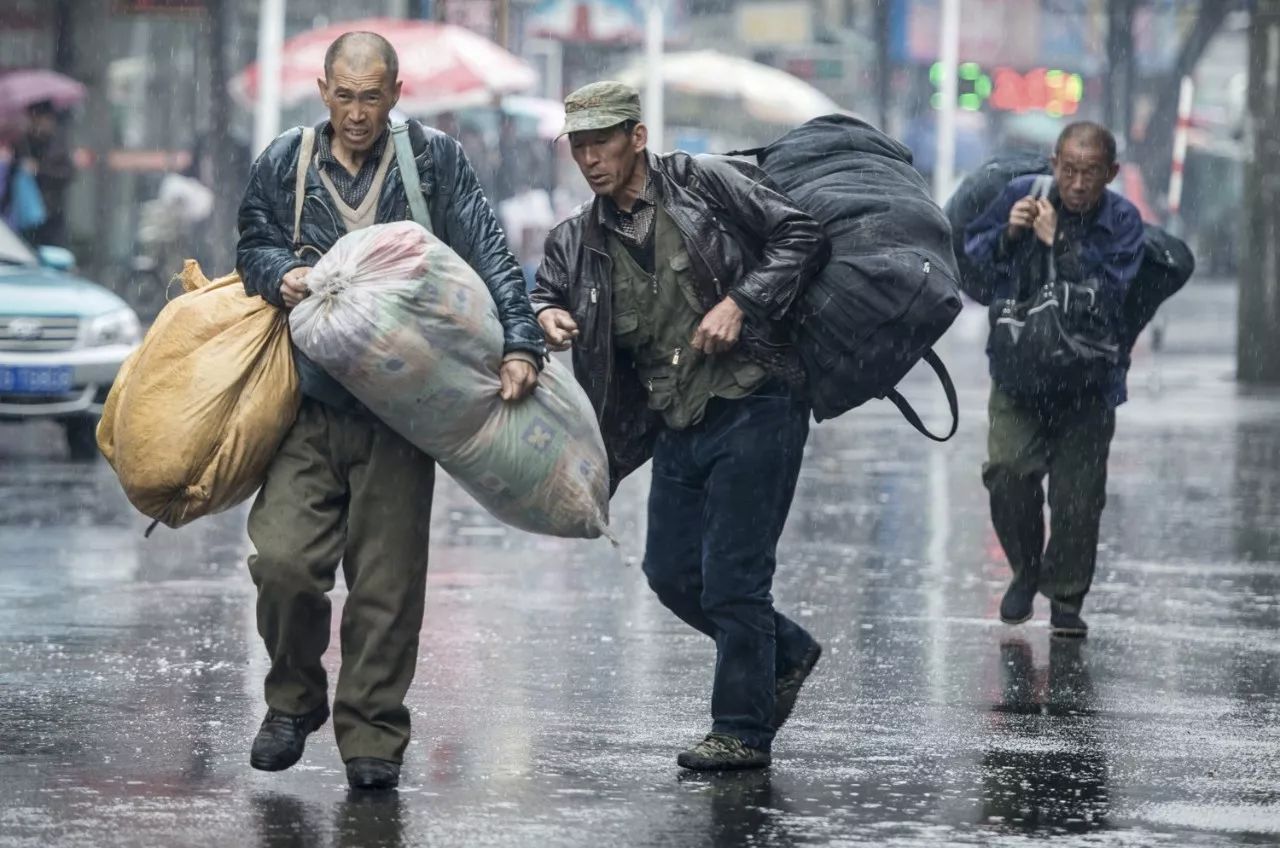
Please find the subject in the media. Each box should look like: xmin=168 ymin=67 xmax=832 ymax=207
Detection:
xmin=1134 ymin=0 xmax=1231 ymax=196
xmin=1239 ymin=0 xmax=1280 ymax=383
xmin=1105 ymin=0 xmax=1136 ymax=145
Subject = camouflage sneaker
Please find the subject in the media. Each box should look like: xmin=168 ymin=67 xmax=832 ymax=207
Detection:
xmin=676 ymin=733 xmax=771 ymax=771
xmin=774 ymin=642 xmax=823 ymax=730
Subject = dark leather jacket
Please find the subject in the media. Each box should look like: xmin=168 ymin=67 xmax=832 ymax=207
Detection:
xmin=531 ymin=151 xmax=829 ymax=488
xmin=237 ymin=121 xmax=545 ymax=408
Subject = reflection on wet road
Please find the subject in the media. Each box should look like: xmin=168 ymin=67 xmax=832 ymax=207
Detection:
xmin=3 ymin=287 xmax=1279 ymax=846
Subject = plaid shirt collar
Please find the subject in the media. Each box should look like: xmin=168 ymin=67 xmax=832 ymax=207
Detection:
xmin=598 ymin=154 xmax=659 ymax=247
xmin=314 ymin=121 xmax=391 ymax=209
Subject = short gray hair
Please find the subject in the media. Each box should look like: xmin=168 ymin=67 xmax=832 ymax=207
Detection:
xmin=1056 ymin=121 xmax=1118 ymax=165
xmin=324 ymin=32 xmax=399 ymax=84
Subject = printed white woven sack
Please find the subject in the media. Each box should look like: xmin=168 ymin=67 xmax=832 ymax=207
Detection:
xmin=290 ymin=221 xmax=609 ymax=538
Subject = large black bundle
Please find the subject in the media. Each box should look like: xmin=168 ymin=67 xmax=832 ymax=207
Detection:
xmin=944 ymin=155 xmax=1195 ymax=344
xmin=1127 ymin=224 xmax=1196 ymax=347
xmin=734 ymin=115 xmax=963 ymax=436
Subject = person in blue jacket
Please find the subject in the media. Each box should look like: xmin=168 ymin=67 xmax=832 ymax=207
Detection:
xmin=965 ymin=122 xmax=1145 ymax=638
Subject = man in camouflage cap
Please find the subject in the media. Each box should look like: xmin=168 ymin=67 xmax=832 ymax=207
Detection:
xmin=532 ymin=81 xmax=830 ymax=770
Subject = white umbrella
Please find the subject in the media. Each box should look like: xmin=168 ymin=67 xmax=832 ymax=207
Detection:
xmin=617 ymin=50 xmax=843 ymax=126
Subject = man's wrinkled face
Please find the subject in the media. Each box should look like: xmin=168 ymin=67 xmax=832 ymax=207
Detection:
xmin=1052 ymin=138 xmax=1119 ymax=214
xmin=569 ymin=124 xmax=646 ymax=198
xmin=318 ymin=58 xmax=401 ymax=153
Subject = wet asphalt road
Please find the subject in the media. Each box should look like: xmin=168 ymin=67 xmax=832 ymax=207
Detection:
xmin=4 ymin=281 xmax=1280 ymax=847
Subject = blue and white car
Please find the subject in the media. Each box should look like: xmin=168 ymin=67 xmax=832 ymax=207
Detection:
xmin=0 ymin=220 xmax=141 ymax=460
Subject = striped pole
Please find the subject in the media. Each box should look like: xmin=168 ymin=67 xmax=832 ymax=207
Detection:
xmin=1167 ymin=75 xmax=1194 ymax=221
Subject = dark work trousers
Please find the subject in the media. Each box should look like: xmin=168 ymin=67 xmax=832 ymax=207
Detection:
xmin=641 ymin=382 xmax=815 ymax=751
xmin=248 ymin=399 xmax=436 ymax=764
xmin=982 ymin=386 xmax=1116 ymax=612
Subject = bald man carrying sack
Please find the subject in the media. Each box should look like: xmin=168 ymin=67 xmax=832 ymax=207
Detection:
xmin=236 ymin=32 xmax=545 ymax=791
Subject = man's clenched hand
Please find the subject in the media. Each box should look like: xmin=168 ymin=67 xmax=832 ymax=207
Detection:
xmin=499 ymin=359 xmax=539 ymax=402
xmin=691 ymin=296 xmax=745 ymax=356
xmin=538 ymin=308 xmax=579 ymax=352
xmin=280 ymin=267 xmax=311 ymax=309
xmin=1006 ymin=197 xmax=1039 ymax=241
xmin=1032 ymin=198 xmax=1057 ymax=247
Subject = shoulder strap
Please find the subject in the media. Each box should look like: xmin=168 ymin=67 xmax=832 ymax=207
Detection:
xmin=1029 ymin=174 xmax=1054 ymax=200
xmin=293 ymin=127 xmax=315 ymax=248
xmin=1028 ymin=174 xmax=1057 ymax=284
xmin=392 ymin=123 xmax=433 ymax=234
xmin=884 ymin=350 xmax=959 ymax=442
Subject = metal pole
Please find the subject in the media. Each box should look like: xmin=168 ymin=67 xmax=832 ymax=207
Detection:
xmin=875 ymin=0 xmax=892 ymax=131
xmin=253 ymin=0 xmax=287 ymax=156
xmin=207 ymin=0 xmax=237 ymax=272
xmin=933 ymin=0 xmax=960 ymax=201
xmin=498 ymin=0 xmax=510 ymax=49
xmin=645 ymin=0 xmax=666 ymax=154
xmin=1166 ymin=75 xmax=1194 ymax=231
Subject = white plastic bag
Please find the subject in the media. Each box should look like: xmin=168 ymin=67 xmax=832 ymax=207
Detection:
xmin=290 ymin=222 xmax=609 ymax=539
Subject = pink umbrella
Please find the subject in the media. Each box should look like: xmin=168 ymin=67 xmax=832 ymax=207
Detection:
xmin=0 ymin=70 xmax=87 ymax=122
xmin=233 ymin=18 xmax=537 ymax=114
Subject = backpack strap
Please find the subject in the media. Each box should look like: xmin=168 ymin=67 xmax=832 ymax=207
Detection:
xmin=293 ymin=127 xmax=315 ymax=250
xmin=1028 ymin=174 xmax=1057 ymax=284
xmin=884 ymin=350 xmax=959 ymax=442
xmin=1029 ymin=174 xmax=1054 ymax=200
xmin=392 ymin=123 xmax=434 ymax=234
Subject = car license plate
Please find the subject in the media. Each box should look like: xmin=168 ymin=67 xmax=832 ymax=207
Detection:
xmin=0 ymin=366 xmax=74 ymax=394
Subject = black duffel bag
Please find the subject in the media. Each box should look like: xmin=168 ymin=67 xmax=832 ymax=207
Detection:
xmin=726 ymin=115 xmax=963 ymax=439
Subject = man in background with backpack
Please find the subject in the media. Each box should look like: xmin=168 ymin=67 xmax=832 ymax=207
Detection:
xmin=236 ymin=31 xmax=544 ymax=791
xmin=965 ymin=122 xmax=1144 ymax=638
xmin=532 ymin=82 xmax=828 ymax=771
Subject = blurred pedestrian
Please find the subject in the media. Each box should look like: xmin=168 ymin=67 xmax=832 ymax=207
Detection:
xmin=236 ymin=31 xmax=542 ymax=792
xmin=965 ymin=122 xmax=1145 ymax=638
xmin=12 ymin=100 xmax=74 ymax=247
xmin=531 ymin=82 xmax=828 ymax=771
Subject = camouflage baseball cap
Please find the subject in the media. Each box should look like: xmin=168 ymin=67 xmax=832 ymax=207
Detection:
xmin=560 ymin=81 xmax=643 ymax=137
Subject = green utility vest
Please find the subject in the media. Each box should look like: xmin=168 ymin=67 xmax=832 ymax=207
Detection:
xmin=607 ymin=204 xmax=766 ymax=430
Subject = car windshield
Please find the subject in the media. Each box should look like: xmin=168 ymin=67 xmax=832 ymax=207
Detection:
xmin=0 ymin=219 xmax=38 ymax=266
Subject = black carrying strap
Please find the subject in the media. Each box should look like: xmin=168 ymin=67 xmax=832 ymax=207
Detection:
xmin=884 ymin=350 xmax=959 ymax=442
xmin=724 ymin=146 xmax=766 ymax=159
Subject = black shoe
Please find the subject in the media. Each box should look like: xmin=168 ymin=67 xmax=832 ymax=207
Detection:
xmin=347 ymin=757 xmax=401 ymax=791
xmin=677 ymin=733 xmax=771 ymax=771
xmin=1050 ymin=603 xmax=1088 ymax=638
xmin=999 ymin=568 xmax=1040 ymax=625
xmin=249 ymin=704 xmax=330 ymax=772
xmin=774 ymin=642 xmax=823 ymax=730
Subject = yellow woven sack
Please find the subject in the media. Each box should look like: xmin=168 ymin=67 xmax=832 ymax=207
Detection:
xmin=98 ymin=261 xmax=300 ymax=529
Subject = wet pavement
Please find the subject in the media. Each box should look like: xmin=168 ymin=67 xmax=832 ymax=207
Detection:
xmin=4 ymin=280 xmax=1280 ymax=847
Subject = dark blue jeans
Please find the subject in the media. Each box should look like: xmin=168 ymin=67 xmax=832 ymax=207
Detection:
xmin=642 ymin=382 xmax=815 ymax=751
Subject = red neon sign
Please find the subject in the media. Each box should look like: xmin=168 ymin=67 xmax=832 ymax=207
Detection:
xmin=989 ymin=67 xmax=1084 ymax=117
